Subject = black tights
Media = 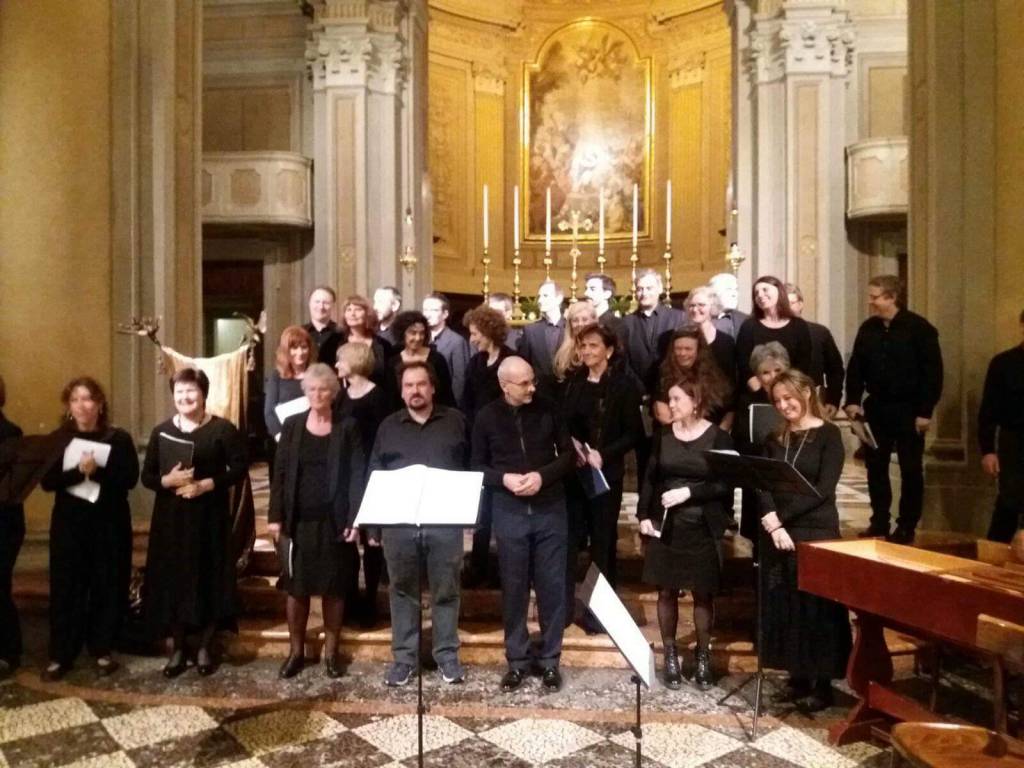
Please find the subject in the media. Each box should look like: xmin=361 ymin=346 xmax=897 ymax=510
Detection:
xmin=657 ymin=588 xmax=714 ymax=649
xmin=287 ymin=595 xmax=343 ymax=659
xmin=168 ymin=622 xmax=216 ymax=662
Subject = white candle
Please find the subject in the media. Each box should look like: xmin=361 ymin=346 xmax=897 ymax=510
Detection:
xmin=632 ymin=183 xmax=639 ymax=250
xmin=482 ymin=185 xmax=489 ymax=250
xmin=665 ymin=180 xmax=672 ymax=246
xmin=598 ymin=188 xmax=605 ymax=253
xmin=545 ymin=187 xmax=552 ymax=252
xmin=513 ymin=185 xmax=519 ymax=249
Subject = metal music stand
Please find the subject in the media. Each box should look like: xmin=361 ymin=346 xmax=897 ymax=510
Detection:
xmin=702 ymin=451 xmax=822 ymax=740
xmin=579 ymin=563 xmax=655 ymax=768
xmin=354 ymin=466 xmax=483 ymax=768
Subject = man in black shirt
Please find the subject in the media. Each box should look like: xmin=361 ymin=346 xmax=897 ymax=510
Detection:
xmin=518 ymin=281 xmax=565 ymax=395
xmin=583 ymin=273 xmax=626 ymax=347
xmin=623 ymin=269 xmax=683 ymax=392
xmin=471 ymin=356 xmax=574 ymax=692
xmin=304 ymin=285 xmax=345 ymax=364
xmin=369 ymin=361 xmax=469 ymax=687
xmin=373 ymin=286 xmax=402 ymax=346
xmin=845 ymin=275 xmax=943 ymax=544
xmin=786 ymin=283 xmax=845 ymax=416
xmin=709 ymin=272 xmax=749 ymax=339
xmin=978 ymin=308 xmax=1024 ymax=542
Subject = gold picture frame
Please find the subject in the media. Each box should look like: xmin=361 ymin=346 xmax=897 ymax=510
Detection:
xmin=521 ymin=19 xmax=653 ymax=243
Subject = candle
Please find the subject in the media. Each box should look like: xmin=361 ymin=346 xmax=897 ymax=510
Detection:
xmin=598 ymin=188 xmax=605 ymax=253
xmin=665 ymin=180 xmax=672 ymax=246
xmin=482 ymin=185 xmax=489 ymax=250
xmin=545 ymin=187 xmax=552 ymax=252
xmin=632 ymin=183 xmax=639 ymax=250
xmin=513 ymin=185 xmax=519 ymax=249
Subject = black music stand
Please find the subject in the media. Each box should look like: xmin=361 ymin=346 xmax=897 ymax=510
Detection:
xmin=702 ymin=451 xmax=821 ymax=741
xmin=0 ymin=432 xmax=69 ymax=505
xmin=353 ymin=467 xmax=483 ymax=768
xmin=579 ymin=563 xmax=655 ymax=768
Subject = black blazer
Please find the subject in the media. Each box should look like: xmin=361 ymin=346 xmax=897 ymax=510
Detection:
xmin=623 ymin=305 xmax=684 ymax=394
xmin=269 ymin=412 xmax=366 ymax=536
xmin=560 ymin=364 xmax=644 ymax=482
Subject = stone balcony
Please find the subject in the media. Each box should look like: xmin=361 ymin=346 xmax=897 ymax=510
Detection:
xmin=846 ymin=137 xmax=908 ymax=219
xmin=201 ymin=151 xmax=312 ymax=228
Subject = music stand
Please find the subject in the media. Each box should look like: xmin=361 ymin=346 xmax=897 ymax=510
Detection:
xmin=353 ymin=466 xmax=483 ymax=768
xmin=0 ymin=432 xmax=69 ymax=505
xmin=702 ymin=451 xmax=821 ymax=741
xmin=579 ymin=563 xmax=655 ymax=768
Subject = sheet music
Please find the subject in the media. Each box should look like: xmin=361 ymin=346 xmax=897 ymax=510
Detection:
xmin=274 ymin=396 xmax=310 ymax=426
xmin=62 ymin=438 xmax=113 ymax=504
xmin=355 ymin=465 xmax=426 ymax=527
xmin=354 ymin=465 xmax=483 ymax=527
xmin=419 ymin=468 xmax=484 ymax=526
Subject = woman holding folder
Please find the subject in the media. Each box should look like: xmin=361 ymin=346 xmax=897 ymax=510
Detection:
xmin=561 ymin=323 xmax=643 ymax=633
xmin=264 ymin=325 xmax=315 ymax=442
xmin=269 ymin=363 xmax=365 ymax=679
xmin=142 ymin=368 xmax=248 ymax=677
xmin=757 ymin=369 xmax=850 ymax=712
xmin=638 ymin=377 xmax=734 ymax=690
xmin=40 ymin=377 xmax=139 ymax=681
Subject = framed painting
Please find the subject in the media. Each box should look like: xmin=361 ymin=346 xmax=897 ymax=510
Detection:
xmin=522 ymin=20 xmax=652 ymax=242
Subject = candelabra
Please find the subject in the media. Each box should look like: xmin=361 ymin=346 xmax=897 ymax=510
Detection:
xmin=511 ymin=245 xmax=524 ymax=320
xmin=629 ymin=244 xmax=640 ymax=308
xmin=727 ymin=242 xmax=746 ymax=276
xmin=481 ymin=246 xmax=491 ymax=301
xmin=559 ymin=210 xmax=592 ymax=303
xmin=543 ymin=247 xmax=552 ymax=280
xmin=597 ymin=247 xmax=606 ymax=275
xmin=662 ymin=242 xmax=673 ymax=306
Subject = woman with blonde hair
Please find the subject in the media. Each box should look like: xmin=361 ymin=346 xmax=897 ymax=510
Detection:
xmin=552 ymin=301 xmax=599 ymax=384
xmin=757 ymin=369 xmax=850 ymax=712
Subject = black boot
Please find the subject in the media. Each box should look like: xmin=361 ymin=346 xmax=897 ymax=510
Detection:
xmin=662 ymin=644 xmax=682 ymax=690
xmin=693 ymin=645 xmax=713 ymax=691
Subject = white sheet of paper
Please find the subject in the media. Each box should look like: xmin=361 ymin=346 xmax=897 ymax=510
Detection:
xmin=353 ymin=465 xmax=483 ymax=528
xmin=62 ymin=438 xmax=113 ymax=504
xmin=354 ymin=465 xmax=428 ymax=527
xmin=580 ymin=564 xmax=655 ymax=688
xmin=274 ymin=396 xmax=310 ymax=427
xmin=418 ymin=468 xmax=484 ymax=526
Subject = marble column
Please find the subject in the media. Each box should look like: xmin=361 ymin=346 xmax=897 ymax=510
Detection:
xmin=306 ymin=0 xmax=430 ymax=303
xmin=729 ymin=0 xmax=854 ymax=333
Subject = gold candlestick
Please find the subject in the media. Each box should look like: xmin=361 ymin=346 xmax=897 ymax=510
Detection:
xmin=543 ymin=247 xmax=552 ymax=280
xmin=559 ymin=210 xmax=592 ymax=303
xmin=629 ymin=244 xmax=639 ymax=307
xmin=481 ymin=246 xmax=491 ymax=301
xmin=662 ymin=242 xmax=673 ymax=305
xmin=597 ymin=248 xmax=606 ymax=275
xmin=512 ymin=246 xmax=524 ymax=320
xmin=727 ymin=242 xmax=745 ymax=276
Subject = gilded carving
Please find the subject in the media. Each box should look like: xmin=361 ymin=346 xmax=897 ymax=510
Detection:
xmin=668 ymin=52 xmax=705 ymax=88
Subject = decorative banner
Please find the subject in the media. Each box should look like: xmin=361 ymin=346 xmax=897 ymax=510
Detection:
xmin=522 ymin=20 xmax=652 ymax=243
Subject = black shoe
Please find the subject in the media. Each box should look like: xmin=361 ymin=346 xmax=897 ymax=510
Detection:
xmin=886 ymin=527 xmax=915 ymax=545
xmin=578 ymin=614 xmax=604 ymax=636
xmin=662 ymin=645 xmax=682 ymax=690
xmin=163 ymin=655 xmax=187 ymax=679
xmin=197 ymin=662 xmax=216 ymax=677
xmin=541 ymin=667 xmax=562 ymax=692
xmin=41 ymin=662 xmax=69 ymax=682
xmin=95 ymin=657 xmax=119 ymax=678
xmin=0 ymin=658 xmax=18 ymax=680
xmin=770 ymin=681 xmax=811 ymax=705
xmin=693 ymin=647 xmax=713 ymax=691
xmin=279 ymin=654 xmax=304 ymax=679
xmin=858 ymin=524 xmax=890 ymax=538
xmin=795 ymin=690 xmax=834 ymax=713
xmin=500 ymin=667 xmax=525 ymax=692
xmin=324 ymin=655 xmax=343 ymax=679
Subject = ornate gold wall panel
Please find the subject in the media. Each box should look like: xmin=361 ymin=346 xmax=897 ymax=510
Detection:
xmin=428 ymin=1 xmax=732 ymax=296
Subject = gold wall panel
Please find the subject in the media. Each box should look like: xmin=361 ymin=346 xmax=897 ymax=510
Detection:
xmin=203 ymin=86 xmax=292 ymax=151
xmin=795 ymin=84 xmax=819 ymax=314
xmin=868 ymin=66 xmax=908 ymax=137
xmin=670 ymin=83 xmax=703 ymax=269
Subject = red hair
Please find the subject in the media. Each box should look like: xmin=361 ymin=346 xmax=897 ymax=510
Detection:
xmin=275 ymin=325 xmax=314 ymax=379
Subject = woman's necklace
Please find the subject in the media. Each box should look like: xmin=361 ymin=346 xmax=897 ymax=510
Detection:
xmin=784 ymin=428 xmax=810 ymax=466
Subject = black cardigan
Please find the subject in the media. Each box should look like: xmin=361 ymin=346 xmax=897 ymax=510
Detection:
xmin=559 ymin=363 xmax=643 ymax=483
xmin=269 ymin=412 xmax=366 ymax=536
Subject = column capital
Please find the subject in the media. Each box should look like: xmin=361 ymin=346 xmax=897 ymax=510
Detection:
xmin=748 ymin=1 xmax=855 ymax=83
xmin=305 ymin=0 xmax=411 ymax=94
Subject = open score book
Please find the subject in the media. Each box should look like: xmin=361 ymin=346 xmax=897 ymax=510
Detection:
xmin=353 ymin=464 xmax=484 ymax=528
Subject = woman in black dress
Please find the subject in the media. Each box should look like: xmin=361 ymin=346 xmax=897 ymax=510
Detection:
xmin=653 ymin=326 xmax=734 ymax=430
xmin=334 ymin=343 xmax=391 ymax=626
xmin=638 ymin=377 xmax=734 ymax=690
xmin=0 ymin=376 xmax=26 ymax=678
xmin=561 ymin=323 xmax=643 ymax=632
xmin=461 ymin=305 xmax=514 ymax=586
xmin=734 ymin=276 xmax=814 ymax=396
xmin=757 ymin=369 xmax=851 ymax=712
xmin=40 ymin=377 xmax=139 ymax=681
xmin=264 ymin=325 xmax=314 ymax=442
xmin=142 ymin=368 xmax=249 ymax=677
xmin=339 ymin=294 xmax=391 ymax=386
xmin=270 ymin=363 xmax=365 ymax=678
xmin=384 ymin=311 xmax=455 ymax=409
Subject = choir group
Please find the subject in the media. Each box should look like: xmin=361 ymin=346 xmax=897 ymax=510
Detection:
xmin=4 ymin=270 xmax=1021 ymax=713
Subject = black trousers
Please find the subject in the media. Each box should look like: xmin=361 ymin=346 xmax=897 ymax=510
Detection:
xmin=469 ymin=488 xmax=494 ymax=578
xmin=0 ymin=504 xmax=25 ymax=664
xmin=988 ymin=428 xmax=1024 ymax=542
xmin=566 ymin=479 xmax=623 ymax=613
xmin=865 ymin=401 xmax=925 ymax=532
xmin=494 ymin=507 xmax=567 ymax=671
xmin=49 ymin=508 xmax=131 ymax=664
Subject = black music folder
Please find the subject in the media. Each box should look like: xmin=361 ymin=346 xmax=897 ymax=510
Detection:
xmin=703 ymin=450 xmax=821 ymax=498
